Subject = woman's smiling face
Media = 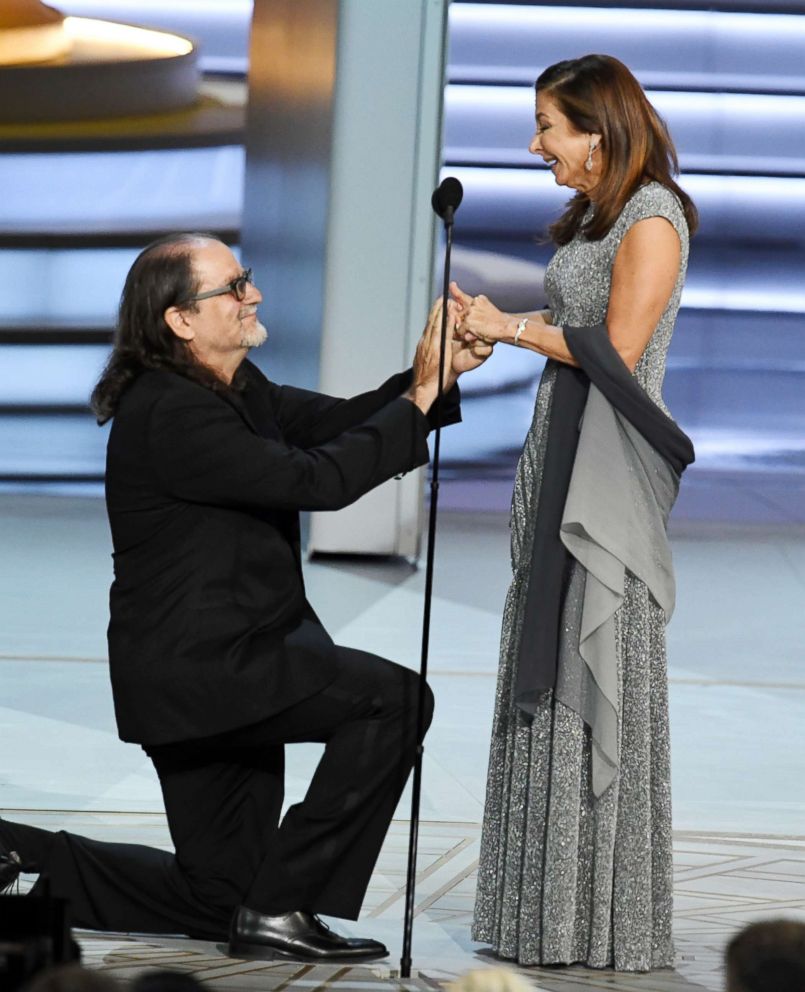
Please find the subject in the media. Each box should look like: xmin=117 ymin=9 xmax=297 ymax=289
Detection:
xmin=529 ymin=91 xmax=602 ymax=196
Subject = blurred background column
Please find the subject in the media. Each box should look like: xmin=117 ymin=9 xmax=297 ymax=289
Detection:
xmin=242 ymin=0 xmax=449 ymax=557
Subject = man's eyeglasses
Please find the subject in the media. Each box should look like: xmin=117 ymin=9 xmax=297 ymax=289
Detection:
xmin=181 ymin=268 xmax=254 ymax=305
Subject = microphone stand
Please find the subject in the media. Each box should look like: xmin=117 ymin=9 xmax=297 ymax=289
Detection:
xmin=400 ymin=201 xmax=456 ymax=979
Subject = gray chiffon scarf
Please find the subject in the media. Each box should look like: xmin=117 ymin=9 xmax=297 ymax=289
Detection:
xmin=557 ymin=384 xmax=679 ymax=796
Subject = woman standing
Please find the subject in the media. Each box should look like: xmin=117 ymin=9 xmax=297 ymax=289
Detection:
xmin=454 ymin=55 xmax=697 ymax=971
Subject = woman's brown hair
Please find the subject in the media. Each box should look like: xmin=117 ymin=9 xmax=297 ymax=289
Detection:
xmin=537 ymin=54 xmax=698 ymax=245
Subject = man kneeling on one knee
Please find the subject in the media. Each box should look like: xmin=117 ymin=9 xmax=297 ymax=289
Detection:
xmin=0 ymin=234 xmax=492 ymax=962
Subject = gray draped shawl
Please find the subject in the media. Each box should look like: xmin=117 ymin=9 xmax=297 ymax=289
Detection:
xmin=514 ymin=324 xmax=694 ymax=797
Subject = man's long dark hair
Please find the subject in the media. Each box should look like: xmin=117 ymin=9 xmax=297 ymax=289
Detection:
xmin=90 ymin=233 xmax=233 ymax=425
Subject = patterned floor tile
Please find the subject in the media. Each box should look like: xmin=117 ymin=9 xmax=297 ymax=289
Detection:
xmin=4 ymin=813 xmax=798 ymax=991
xmin=3 ymin=504 xmax=804 ymax=991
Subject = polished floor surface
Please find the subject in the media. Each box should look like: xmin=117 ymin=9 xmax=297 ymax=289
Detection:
xmin=1 ymin=494 xmax=804 ymax=991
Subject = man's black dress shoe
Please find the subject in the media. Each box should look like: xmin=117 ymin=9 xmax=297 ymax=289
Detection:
xmin=228 ymin=906 xmax=388 ymax=962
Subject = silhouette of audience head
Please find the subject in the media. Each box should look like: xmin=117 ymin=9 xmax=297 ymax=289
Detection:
xmin=23 ymin=964 xmax=118 ymax=992
xmin=726 ymin=919 xmax=805 ymax=992
xmin=22 ymin=965 xmax=206 ymax=992
xmin=445 ymin=966 xmax=533 ymax=992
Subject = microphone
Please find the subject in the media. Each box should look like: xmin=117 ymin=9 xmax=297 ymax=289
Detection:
xmin=431 ymin=176 xmax=463 ymax=224
xmin=403 ymin=170 xmax=463 ymax=981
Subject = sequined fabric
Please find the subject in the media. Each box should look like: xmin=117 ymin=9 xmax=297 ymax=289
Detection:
xmin=472 ymin=183 xmax=688 ymax=971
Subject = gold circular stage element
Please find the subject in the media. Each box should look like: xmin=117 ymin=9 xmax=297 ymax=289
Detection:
xmin=0 ymin=0 xmax=70 ymax=66
xmin=0 ymin=16 xmax=199 ymax=123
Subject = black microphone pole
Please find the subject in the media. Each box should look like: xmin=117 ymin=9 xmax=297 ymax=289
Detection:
xmin=400 ymin=176 xmax=463 ymax=979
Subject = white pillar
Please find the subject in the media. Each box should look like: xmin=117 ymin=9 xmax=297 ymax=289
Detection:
xmin=310 ymin=0 xmax=448 ymax=556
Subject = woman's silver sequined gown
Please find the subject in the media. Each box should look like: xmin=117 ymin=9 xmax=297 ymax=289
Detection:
xmin=472 ymin=183 xmax=689 ymax=972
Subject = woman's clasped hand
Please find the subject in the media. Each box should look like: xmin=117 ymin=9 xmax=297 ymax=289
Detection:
xmin=450 ymin=282 xmax=547 ymax=347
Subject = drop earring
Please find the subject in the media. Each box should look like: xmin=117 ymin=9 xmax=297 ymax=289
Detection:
xmin=585 ymin=139 xmax=598 ymax=172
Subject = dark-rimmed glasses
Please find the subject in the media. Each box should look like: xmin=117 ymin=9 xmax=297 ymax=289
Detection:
xmin=180 ymin=268 xmax=254 ymax=305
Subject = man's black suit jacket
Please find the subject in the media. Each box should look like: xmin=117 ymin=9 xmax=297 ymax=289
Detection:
xmin=105 ymin=360 xmax=459 ymax=746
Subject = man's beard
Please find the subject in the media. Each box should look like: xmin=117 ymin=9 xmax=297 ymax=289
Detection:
xmin=240 ymin=320 xmax=268 ymax=349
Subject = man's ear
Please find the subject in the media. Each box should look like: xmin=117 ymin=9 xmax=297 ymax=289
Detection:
xmin=164 ymin=305 xmax=194 ymax=341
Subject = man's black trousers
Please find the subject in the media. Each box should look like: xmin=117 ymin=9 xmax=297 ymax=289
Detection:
xmin=0 ymin=647 xmax=434 ymax=940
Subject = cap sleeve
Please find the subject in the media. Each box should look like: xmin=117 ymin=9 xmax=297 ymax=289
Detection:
xmin=614 ymin=182 xmax=689 ymax=251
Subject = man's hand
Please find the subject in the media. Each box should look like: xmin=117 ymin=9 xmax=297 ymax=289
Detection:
xmin=405 ymin=297 xmax=495 ymax=415
xmin=451 ymin=333 xmax=494 ymax=375
xmin=404 ymin=298 xmax=455 ymax=415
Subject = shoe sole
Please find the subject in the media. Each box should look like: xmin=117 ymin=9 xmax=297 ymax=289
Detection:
xmin=228 ymin=940 xmax=388 ymax=963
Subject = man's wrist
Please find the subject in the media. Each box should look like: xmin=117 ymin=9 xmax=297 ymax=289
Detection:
xmin=404 ymin=382 xmax=438 ymax=415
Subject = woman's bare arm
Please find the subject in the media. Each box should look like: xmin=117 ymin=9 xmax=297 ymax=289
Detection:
xmin=453 ymin=217 xmax=680 ymax=371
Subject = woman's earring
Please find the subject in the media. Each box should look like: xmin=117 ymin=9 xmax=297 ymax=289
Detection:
xmin=585 ymin=140 xmax=598 ymax=173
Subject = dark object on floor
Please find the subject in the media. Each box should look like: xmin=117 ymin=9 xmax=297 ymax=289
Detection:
xmin=131 ymin=971 xmax=204 ymax=992
xmin=228 ymin=907 xmax=388 ymax=962
xmin=0 ymin=893 xmax=80 ymax=991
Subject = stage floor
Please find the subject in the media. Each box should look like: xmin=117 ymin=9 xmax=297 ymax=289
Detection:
xmin=2 ymin=494 xmax=804 ymax=991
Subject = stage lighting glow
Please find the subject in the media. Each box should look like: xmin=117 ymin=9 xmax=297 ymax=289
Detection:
xmin=0 ymin=12 xmax=199 ymax=122
xmin=56 ymin=0 xmax=252 ymax=72
xmin=0 ymin=23 xmax=69 ymax=64
xmin=444 ymin=86 xmax=805 ymax=175
xmin=61 ymin=0 xmax=251 ymax=14
xmin=0 ymin=0 xmax=70 ymax=66
xmin=63 ymin=16 xmax=193 ymax=58
xmin=449 ymin=4 xmax=805 ymax=92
